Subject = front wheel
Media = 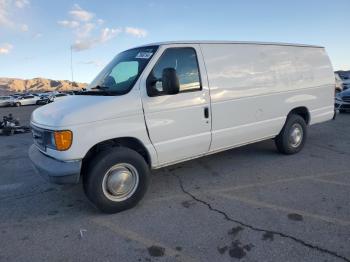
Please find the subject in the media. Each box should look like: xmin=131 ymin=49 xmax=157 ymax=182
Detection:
xmin=83 ymin=147 xmax=150 ymax=213
xmin=15 ymin=102 xmax=21 ymax=107
xmin=275 ymin=114 xmax=307 ymax=154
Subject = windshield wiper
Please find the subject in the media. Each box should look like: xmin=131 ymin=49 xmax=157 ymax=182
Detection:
xmin=91 ymin=85 xmax=109 ymax=90
xmin=76 ymin=86 xmax=122 ymax=96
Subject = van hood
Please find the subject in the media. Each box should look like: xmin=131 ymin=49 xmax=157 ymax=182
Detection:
xmin=31 ymin=94 xmax=141 ymax=128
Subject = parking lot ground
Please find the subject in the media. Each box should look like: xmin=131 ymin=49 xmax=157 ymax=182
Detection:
xmin=0 ymin=106 xmax=349 ymax=262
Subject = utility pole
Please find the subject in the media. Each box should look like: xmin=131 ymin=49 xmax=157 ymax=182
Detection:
xmin=70 ymin=45 xmax=74 ymax=83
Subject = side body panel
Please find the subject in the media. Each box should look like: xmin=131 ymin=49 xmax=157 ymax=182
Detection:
xmin=200 ymin=43 xmax=334 ymax=152
xmin=31 ymin=42 xmax=335 ymax=170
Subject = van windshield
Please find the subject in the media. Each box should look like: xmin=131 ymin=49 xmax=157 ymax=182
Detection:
xmin=84 ymin=46 xmax=158 ymax=96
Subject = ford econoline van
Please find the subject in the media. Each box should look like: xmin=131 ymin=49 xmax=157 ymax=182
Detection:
xmin=29 ymin=41 xmax=335 ymax=213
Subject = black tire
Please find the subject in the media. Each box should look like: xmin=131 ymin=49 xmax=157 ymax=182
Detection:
xmin=83 ymin=147 xmax=150 ymax=213
xmin=275 ymin=114 xmax=307 ymax=154
xmin=15 ymin=102 xmax=21 ymax=107
xmin=339 ymin=109 xmax=346 ymax=113
xmin=3 ymin=127 xmax=14 ymax=136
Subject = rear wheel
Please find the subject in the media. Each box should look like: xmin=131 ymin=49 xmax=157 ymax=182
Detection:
xmin=15 ymin=102 xmax=21 ymax=107
xmin=275 ymin=114 xmax=307 ymax=154
xmin=83 ymin=147 xmax=150 ymax=213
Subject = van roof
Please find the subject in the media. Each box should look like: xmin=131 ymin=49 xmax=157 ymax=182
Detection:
xmin=138 ymin=41 xmax=323 ymax=49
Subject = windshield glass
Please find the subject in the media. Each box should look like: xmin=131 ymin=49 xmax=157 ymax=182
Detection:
xmin=86 ymin=46 xmax=158 ymax=95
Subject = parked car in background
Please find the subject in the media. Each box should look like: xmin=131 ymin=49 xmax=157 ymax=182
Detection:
xmin=62 ymin=91 xmax=76 ymax=95
xmin=343 ymin=79 xmax=350 ymax=91
xmin=36 ymin=93 xmax=53 ymax=105
xmin=335 ymin=73 xmax=343 ymax=93
xmin=335 ymin=89 xmax=350 ymax=112
xmin=10 ymin=94 xmax=22 ymax=99
xmin=0 ymin=96 xmax=15 ymax=107
xmin=36 ymin=93 xmax=70 ymax=105
xmin=14 ymin=94 xmax=41 ymax=106
xmin=51 ymin=93 xmax=69 ymax=102
xmin=336 ymin=71 xmax=350 ymax=91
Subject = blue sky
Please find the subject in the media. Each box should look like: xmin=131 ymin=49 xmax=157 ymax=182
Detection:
xmin=0 ymin=0 xmax=349 ymax=83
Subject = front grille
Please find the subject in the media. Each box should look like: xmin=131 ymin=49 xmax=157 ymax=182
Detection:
xmin=342 ymin=96 xmax=350 ymax=103
xmin=31 ymin=125 xmax=47 ymax=151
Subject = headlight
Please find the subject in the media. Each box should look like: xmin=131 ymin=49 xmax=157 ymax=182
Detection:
xmin=46 ymin=130 xmax=73 ymax=151
xmin=54 ymin=130 xmax=73 ymax=151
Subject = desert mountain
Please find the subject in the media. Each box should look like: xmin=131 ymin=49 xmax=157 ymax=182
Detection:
xmin=0 ymin=77 xmax=87 ymax=95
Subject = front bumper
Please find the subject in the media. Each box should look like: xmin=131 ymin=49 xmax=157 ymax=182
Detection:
xmin=28 ymin=144 xmax=81 ymax=184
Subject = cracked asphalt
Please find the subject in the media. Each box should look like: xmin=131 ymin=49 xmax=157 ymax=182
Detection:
xmin=0 ymin=105 xmax=350 ymax=262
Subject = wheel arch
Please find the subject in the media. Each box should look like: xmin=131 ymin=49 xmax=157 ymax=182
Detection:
xmin=287 ymin=106 xmax=310 ymax=125
xmin=81 ymin=137 xmax=152 ymax=177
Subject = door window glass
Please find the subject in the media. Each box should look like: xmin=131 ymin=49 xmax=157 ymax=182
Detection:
xmin=148 ymin=48 xmax=201 ymax=96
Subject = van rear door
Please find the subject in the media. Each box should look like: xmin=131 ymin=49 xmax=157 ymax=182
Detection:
xmin=140 ymin=44 xmax=211 ymax=166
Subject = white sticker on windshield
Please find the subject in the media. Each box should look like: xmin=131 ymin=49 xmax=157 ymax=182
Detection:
xmin=136 ymin=52 xmax=153 ymax=59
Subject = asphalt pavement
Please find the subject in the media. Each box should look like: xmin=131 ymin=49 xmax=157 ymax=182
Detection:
xmin=0 ymin=105 xmax=349 ymax=262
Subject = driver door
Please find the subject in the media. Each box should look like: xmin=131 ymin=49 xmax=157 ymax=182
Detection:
xmin=140 ymin=44 xmax=212 ymax=166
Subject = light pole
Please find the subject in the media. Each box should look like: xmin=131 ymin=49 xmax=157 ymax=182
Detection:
xmin=70 ymin=45 xmax=74 ymax=83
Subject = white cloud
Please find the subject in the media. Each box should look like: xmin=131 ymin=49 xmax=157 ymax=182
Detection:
xmin=76 ymin=22 xmax=95 ymax=38
xmin=33 ymin=32 xmax=42 ymax=38
xmin=0 ymin=0 xmax=13 ymax=27
xmin=97 ymin=19 xmax=104 ymax=25
xmin=0 ymin=0 xmax=30 ymax=29
xmin=0 ymin=43 xmax=13 ymax=54
xmin=71 ymin=40 xmax=94 ymax=52
xmin=72 ymin=27 xmax=121 ymax=51
xmin=58 ymin=20 xmax=96 ymax=40
xmin=20 ymin=23 xmax=28 ymax=31
xmin=125 ymin=27 xmax=148 ymax=38
xmin=15 ymin=0 xmax=29 ymax=8
xmin=100 ymin=27 xmax=121 ymax=42
xmin=57 ymin=20 xmax=79 ymax=28
xmin=69 ymin=4 xmax=94 ymax=22
xmin=59 ymin=5 xmax=148 ymax=52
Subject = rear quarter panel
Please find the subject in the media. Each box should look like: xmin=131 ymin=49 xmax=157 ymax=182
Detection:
xmin=200 ymin=43 xmax=334 ymax=151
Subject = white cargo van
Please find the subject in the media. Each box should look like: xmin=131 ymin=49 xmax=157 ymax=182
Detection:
xmin=29 ymin=41 xmax=335 ymax=213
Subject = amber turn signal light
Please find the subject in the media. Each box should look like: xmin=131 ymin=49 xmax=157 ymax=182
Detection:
xmin=54 ymin=130 xmax=73 ymax=151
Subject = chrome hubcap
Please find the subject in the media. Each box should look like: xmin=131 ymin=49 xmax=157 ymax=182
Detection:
xmin=289 ymin=123 xmax=303 ymax=148
xmin=102 ymin=163 xmax=139 ymax=202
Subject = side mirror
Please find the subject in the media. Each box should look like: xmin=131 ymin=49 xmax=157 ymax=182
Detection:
xmin=162 ymin=68 xmax=180 ymax=95
xmin=146 ymin=74 xmax=159 ymax=97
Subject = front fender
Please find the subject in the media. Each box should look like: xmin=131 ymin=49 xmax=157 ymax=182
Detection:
xmin=35 ymin=114 xmax=158 ymax=167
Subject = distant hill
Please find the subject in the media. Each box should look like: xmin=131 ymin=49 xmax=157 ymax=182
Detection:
xmin=0 ymin=77 xmax=87 ymax=95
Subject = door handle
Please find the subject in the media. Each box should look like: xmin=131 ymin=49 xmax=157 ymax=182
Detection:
xmin=204 ymin=107 xmax=209 ymax=118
